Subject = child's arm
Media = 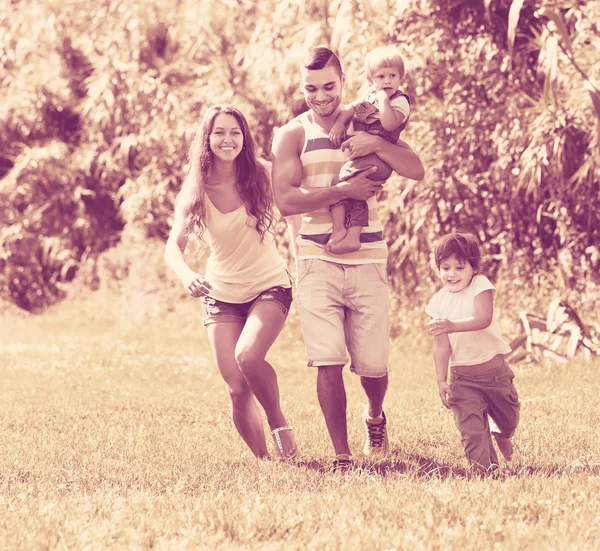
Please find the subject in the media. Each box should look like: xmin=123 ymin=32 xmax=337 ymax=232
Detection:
xmin=432 ymin=333 xmax=452 ymax=408
xmin=428 ymin=290 xmax=494 ymax=336
xmin=375 ymin=90 xmax=407 ymax=132
xmin=329 ymin=104 xmax=357 ymax=146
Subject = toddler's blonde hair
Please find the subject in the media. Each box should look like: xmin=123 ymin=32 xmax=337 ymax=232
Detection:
xmin=364 ymin=45 xmax=405 ymax=84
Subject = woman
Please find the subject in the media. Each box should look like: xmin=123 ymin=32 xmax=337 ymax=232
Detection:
xmin=165 ymin=104 xmax=298 ymax=460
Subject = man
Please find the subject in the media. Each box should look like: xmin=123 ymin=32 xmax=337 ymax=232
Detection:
xmin=271 ymin=47 xmax=424 ymax=470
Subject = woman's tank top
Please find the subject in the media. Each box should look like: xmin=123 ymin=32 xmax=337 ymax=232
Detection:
xmin=203 ymin=195 xmax=290 ymax=303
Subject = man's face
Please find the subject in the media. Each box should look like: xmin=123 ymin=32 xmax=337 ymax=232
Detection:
xmin=301 ymin=65 xmax=344 ymax=118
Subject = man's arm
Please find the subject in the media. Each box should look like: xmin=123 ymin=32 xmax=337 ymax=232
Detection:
xmin=285 ymin=214 xmax=302 ymax=259
xmin=258 ymin=157 xmax=301 ymax=260
xmin=271 ymin=122 xmax=380 ymax=216
xmin=341 ymin=132 xmax=425 ymax=181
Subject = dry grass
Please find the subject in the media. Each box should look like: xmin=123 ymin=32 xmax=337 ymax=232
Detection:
xmin=1 ymin=293 xmax=599 ymax=550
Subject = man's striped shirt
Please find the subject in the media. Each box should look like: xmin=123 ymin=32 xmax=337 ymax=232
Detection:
xmin=297 ymin=111 xmax=388 ymax=264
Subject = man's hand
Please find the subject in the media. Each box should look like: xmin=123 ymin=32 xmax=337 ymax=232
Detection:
xmin=428 ymin=317 xmax=455 ymax=336
xmin=182 ymin=272 xmax=213 ymax=298
xmin=437 ymin=380 xmax=452 ymax=409
xmin=336 ymin=166 xmax=380 ymax=201
xmin=341 ymin=132 xmax=380 ymax=161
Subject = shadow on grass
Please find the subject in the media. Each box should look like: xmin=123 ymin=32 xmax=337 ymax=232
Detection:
xmin=366 ymin=450 xmax=470 ymax=479
xmin=292 ymin=451 xmax=469 ymax=478
xmin=292 ymin=451 xmax=600 ymax=479
xmin=507 ymin=462 xmax=600 ymax=477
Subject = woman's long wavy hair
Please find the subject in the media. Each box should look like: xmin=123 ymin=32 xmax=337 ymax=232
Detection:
xmin=176 ymin=104 xmax=274 ymax=242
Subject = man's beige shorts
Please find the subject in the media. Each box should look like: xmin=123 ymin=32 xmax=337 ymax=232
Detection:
xmin=296 ymin=258 xmax=389 ymax=378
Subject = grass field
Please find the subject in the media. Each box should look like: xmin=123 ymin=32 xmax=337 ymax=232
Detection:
xmin=1 ymin=293 xmax=599 ymax=550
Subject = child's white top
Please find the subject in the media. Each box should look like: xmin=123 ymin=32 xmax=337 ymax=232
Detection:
xmin=425 ymin=275 xmax=511 ymax=367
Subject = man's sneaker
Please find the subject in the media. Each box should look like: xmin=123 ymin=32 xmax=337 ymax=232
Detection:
xmin=331 ymin=454 xmax=354 ymax=473
xmin=363 ymin=408 xmax=389 ymax=456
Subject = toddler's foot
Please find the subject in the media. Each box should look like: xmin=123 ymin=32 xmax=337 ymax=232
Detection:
xmin=327 ymin=234 xmax=361 ymax=254
xmin=325 ymin=227 xmax=348 ymax=252
xmin=494 ymin=434 xmax=514 ymax=461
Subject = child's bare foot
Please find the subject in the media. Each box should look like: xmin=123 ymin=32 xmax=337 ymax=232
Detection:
xmin=494 ymin=435 xmax=514 ymax=461
xmin=327 ymin=234 xmax=361 ymax=254
xmin=325 ymin=227 xmax=348 ymax=252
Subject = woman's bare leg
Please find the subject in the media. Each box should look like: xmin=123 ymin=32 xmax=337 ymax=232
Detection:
xmin=235 ymin=301 xmax=298 ymax=458
xmin=206 ymin=321 xmax=270 ymax=458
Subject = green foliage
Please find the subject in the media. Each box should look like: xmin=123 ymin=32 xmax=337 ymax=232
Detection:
xmin=381 ymin=0 xmax=600 ymax=313
xmin=1 ymin=0 xmax=599 ymax=317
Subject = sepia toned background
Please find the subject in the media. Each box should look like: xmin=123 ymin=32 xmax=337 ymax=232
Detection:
xmin=2 ymin=2 xmax=600 ymax=550
xmin=2 ymin=0 xmax=599 ymax=331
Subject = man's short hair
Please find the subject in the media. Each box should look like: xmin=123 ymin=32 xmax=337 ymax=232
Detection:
xmin=304 ymin=46 xmax=342 ymax=77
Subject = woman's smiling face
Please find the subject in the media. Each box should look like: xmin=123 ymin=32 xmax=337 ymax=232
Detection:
xmin=209 ymin=114 xmax=244 ymax=162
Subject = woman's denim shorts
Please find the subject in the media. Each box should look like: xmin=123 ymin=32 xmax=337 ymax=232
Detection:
xmin=201 ymin=285 xmax=293 ymax=326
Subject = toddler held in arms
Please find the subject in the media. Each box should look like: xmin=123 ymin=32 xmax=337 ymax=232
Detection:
xmin=327 ymin=45 xmax=411 ymax=254
xmin=425 ymin=233 xmax=520 ymax=473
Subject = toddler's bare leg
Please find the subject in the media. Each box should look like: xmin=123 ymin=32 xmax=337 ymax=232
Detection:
xmin=328 ymin=225 xmax=362 ymax=254
xmin=328 ymin=199 xmax=367 ymax=254
xmin=326 ymin=203 xmax=348 ymax=252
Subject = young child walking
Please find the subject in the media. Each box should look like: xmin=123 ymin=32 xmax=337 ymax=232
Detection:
xmin=425 ymin=233 xmax=520 ymax=472
xmin=326 ymin=45 xmax=411 ymax=254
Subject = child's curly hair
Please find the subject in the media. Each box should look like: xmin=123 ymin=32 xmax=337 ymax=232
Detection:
xmin=433 ymin=233 xmax=483 ymax=273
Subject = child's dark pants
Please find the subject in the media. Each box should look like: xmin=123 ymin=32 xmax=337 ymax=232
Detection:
xmin=448 ymin=361 xmax=520 ymax=470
